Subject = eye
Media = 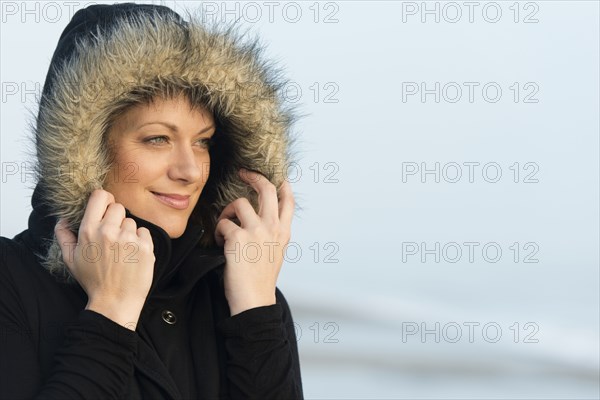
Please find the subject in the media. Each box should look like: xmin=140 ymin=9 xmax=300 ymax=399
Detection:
xmin=197 ymin=137 xmax=213 ymax=149
xmin=145 ymin=136 xmax=169 ymax=145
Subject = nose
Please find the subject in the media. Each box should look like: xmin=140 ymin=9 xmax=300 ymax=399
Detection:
xmin=167 ymin=144 xmax=206 ymax=183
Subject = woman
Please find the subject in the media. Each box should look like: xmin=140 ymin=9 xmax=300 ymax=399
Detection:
xmin=0 ymin=3 xmax=303 ymax=399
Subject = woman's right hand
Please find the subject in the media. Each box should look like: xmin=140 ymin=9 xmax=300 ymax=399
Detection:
xmin=54 ymin=189 xmax=156 ymax=331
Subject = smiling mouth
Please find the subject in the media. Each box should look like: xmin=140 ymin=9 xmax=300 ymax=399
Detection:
xmin=151 ymin=191 xmax=190 ymax=210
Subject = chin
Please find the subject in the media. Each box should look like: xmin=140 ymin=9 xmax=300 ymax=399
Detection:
xmin=156 ymin=223 xmax=184 ymax=238
xmin=143 ymin=215 xmax=186 ymax=239
xmin=167 ymin=229 xmax=185 ymax=239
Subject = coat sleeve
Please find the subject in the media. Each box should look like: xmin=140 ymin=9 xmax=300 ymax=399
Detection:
xmin=0 ymin=240 xmax=139 ymax=400
xmin=216 ymin=287 xmax=304 ymax=399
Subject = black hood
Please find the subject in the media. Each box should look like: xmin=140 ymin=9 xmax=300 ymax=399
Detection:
xmin=40 ymin=3 xmax=186 ymax=101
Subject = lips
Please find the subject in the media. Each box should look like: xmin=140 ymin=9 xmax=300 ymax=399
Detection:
xmin=151 ymin=191 xmax=191 ymax=210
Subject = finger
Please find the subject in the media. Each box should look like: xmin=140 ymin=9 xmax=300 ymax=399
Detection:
xmin=217 ymin=198 xmax=259 ymax=229
xmin=214 ymin=218 xmax=242 ymax=247
xmin=120 ymin=217 xmax=138 ymax=232
xmin=54 ymin=218 xmax=77 ymax=270
xmin=239 ymin=168 xmax=279 ymax=222
xmin=102 ymin=202 xmax=127 ymax=228
xmin=278 ymin=179 xmax=295 ymax=228
xmin=136 ymin=227 xmax=154 ymax=249
xmin=80 ymin=189 xmax=115 ymax=229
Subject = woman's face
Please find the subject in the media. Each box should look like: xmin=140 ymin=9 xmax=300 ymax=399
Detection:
xmin=103 ymin=95 xmax=215 ymax=238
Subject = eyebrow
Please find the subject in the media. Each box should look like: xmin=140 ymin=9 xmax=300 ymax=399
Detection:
xmin=136 ymin=121 xmax=215 ymax=135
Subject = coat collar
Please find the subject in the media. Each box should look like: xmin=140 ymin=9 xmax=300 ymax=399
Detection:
xmin=22 ymin=183 xmax=225 ymax=301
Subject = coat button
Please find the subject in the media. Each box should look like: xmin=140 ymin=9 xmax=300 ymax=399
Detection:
xmin=161 ymin=310 xmax=177 ymax=325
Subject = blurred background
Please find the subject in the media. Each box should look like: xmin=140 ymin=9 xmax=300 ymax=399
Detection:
xmin=1 ymin=1 xmax=598 ymax=398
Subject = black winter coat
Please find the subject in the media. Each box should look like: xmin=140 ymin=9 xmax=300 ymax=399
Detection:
xmin=1 ymin=2 xmax=304 ymax=399
xmin=0 ymin=185 xmax=303 ymax=399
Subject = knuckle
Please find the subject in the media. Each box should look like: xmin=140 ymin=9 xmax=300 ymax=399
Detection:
xmin=103 ymin=189 xmax=115 ymax=202
xmin=93 ymin=188 xmax=112 ymax=202
xmin=230 ymin=229 xmax=244 ymax=241
xmin=78 ymin=224 xmax=92 ymax=239
xmin=110 ymin=202 xmax=126 ymax=213
xmin=98 ymin=224 xmax=115 ymax=238
xmin=139 ymin=228 xmax=151 ymax=240
xmin=140 ymin=229 xmax=154 ymax=245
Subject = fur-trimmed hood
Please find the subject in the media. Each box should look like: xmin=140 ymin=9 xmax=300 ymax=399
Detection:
xmin=26 ymin=3 xmax=299 ymax=284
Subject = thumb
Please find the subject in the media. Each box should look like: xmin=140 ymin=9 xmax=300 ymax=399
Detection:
xmin=214 ymin=218 xmax=240 ymax=248
xmin=54 ymin=218 xmax=77 ymax=271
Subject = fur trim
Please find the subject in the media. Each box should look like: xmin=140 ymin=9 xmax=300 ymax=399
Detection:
xmin=26 ymin=7 xmax=301 ymax=284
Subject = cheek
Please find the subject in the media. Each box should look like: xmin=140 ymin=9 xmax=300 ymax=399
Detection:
xmin=114 ymin=162 xmax=140 ymax=185
xmin=110 ymin=152 xmax=159 ymax=187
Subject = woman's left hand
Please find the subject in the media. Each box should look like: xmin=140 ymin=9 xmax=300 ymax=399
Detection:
xmin=214 ymin=168 xmax=294 ymax=316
